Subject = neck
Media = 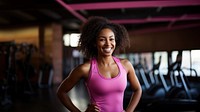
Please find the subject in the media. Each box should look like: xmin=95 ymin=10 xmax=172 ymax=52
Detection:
xmin=97 ymin=56 xmax=114 ymax=66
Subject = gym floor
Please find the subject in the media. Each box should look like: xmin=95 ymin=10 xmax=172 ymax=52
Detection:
xmin=1 ymin=80 xmax=89 ymax=112
xmin=1 ymin=80 xmax=199 ymax=112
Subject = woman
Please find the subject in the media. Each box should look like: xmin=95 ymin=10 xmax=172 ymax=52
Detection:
xmin=57 ymin=16 xmax=142 ymax=112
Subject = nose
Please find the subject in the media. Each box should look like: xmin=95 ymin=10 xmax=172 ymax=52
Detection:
xmin=105 ymin=39 xmax=110 ymax=45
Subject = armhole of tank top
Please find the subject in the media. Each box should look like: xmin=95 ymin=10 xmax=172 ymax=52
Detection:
xmin=84 ymin=58 xmax=96 ymax=103
xmin=85 ymin=58 xmax=93 ymax=84
xmin=113 ymin=56 xmax=128 ymax=74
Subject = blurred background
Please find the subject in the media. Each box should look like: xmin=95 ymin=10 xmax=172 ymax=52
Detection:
xmin=0 ymin=0 xmax=200 ymax=112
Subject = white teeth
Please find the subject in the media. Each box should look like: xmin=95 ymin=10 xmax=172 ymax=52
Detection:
xmin=103 ymin=48 xmax=111 ymax=52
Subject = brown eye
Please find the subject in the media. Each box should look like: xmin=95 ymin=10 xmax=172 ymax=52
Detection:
xmin=98 ymin=37 xmax=105 ymax=41
xmin=110 ymin=38 xmax=115 ymax=41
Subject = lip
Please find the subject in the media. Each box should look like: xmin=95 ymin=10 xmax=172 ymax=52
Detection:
xmin=103 ymin=47 xmax=112 ymax=53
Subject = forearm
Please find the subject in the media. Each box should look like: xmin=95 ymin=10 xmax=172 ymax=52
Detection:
xmin=57 ymin=92 xmax=81 ymax=112
xmin=125 ymin=89 xmax=142 ymax=112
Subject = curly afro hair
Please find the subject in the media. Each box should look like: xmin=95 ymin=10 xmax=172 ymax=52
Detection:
xmin=78 ymin=16 xmax=130 ymax=58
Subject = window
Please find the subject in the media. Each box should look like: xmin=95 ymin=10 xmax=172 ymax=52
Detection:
xmin=191 ymin=50 xmax=200 ymax=77
xmin=63 ymin=33 xmax=80 ymax=47
xmin=141 ymin=52 xmax=153 ymax=71
xmin=172 ymin=51 xmax=190 ymax=76
xmin=154 ymin=52 xmax=168 ymax=75
xmin=172 ymin=50 xmax=200 ymax=76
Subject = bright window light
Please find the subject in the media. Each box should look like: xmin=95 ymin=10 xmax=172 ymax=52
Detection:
xmin=63 ymin=33 xmax=80 ymax=47
xmin=63 ymin=34 xmax=70 ymax=46
xmin=154 ymin=51 xmax=168 ymax=75
xmin=70 ymin=33 xmax=80 ymax=47
xmin=191 ymin=50 xmax=200 ymax=76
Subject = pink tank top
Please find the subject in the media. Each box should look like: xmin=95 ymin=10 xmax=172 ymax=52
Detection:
xmin=85 ymin=57 xmax=127 ymax=112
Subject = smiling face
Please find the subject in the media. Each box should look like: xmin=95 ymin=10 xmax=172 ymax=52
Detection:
xmin=96 ymin=28 xmax=116 ymax=57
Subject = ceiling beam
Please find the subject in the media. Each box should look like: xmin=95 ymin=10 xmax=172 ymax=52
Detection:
xmin=56 ymin=0 xmax=86 ymax=22
xmin=68 ymin=0 xmax=200 ymax=10
xmin=111 ymin=14 xmax=200 ymax=24
xmin=39 ymin=9 xmax=62 ymax=20
xmin=129 ymin=23 xmax=200 ymax=34
xmin=56 ymin=0 xmax=200 ymax=33
xmin=12 ymin=10 xmax=36 ymax=21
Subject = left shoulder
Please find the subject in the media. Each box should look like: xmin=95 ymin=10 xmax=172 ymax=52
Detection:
xmin=116 ymin=57 xmax=136 ymax=76
xmin=116 ymin=57 xmax=133 ymax=70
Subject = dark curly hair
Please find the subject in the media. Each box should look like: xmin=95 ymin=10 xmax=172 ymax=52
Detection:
xmin=78 ymin=16 xmax=130 ymax=58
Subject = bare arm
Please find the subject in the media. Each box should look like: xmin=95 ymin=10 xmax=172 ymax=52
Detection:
xmin=122 ymin=59 xmax=142 ymax=112
xmin=56 ymin=63 xmax=90 ymax=112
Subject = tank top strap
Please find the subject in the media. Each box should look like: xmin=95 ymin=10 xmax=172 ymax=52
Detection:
xmin=90 ymin=57 xmax=98 ymax=73
xmin=113 ymin=56 xmax=127 ymax=73
xmin=87 ymin=58 xmax=97 ymax=84
xmin=113 ymin=56 xmax=122 ymax=67
xmin=113 ymin=56 xmax=120 ymax=63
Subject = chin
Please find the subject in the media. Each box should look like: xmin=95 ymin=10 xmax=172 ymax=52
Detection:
xmin=103 ymin=53 xmax=113 ymax=56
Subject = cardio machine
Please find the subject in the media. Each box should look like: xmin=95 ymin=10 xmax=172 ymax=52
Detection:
xmin=160 ymin=51 xmax=199 ymax=100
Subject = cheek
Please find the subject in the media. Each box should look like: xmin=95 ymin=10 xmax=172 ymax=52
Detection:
xmin=97 ymin=41 xmax=104 ymax=46
xmin=112 ymin=41 xmax=116 ymax=46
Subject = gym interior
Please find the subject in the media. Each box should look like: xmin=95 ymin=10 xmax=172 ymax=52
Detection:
xmin=0 ymin=0 xmax=200 ymax=112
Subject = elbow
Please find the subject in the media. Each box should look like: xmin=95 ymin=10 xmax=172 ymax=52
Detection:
xmin=56 ymin=89 xmax=61 ymax=98
xmin=134 ymin=86 xmax=142 ymax=97
xmin=138 ymin=86 xmax=142 ymax=95
xmin=56 ymin=87 xmax=63 ymax=99
xmin=139 ymin=86 xmax=142 ymax=93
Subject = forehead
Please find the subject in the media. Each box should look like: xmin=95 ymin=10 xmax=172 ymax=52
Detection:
xmin=98 ymin=28 xmax=115 ymax=36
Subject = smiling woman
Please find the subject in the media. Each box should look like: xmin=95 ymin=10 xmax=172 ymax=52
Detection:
xmin=57 ymin=16 xmax=142 ymax=112
xmin=96 ymin=28 xmax=116 ymax=57
xmin=78 ymin=16 xmax=130 ymax=58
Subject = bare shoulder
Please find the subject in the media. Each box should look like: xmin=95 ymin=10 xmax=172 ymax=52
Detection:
xmin=75 ymin=61 xmax=91 ymax=78
xmin=118 ymin=58 xmax=133 ymax=72
xmin=118 ymin=58 xmax=132 ymax=66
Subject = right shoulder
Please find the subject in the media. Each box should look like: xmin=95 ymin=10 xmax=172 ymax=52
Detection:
xmin=74 ymin=61 xmax=91 ymax=79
